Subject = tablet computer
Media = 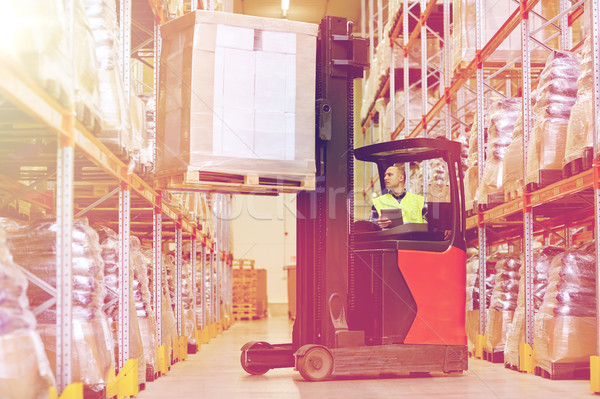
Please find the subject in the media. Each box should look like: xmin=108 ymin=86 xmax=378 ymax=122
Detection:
xmin=379 ymin=208 xmax=404 ymax=228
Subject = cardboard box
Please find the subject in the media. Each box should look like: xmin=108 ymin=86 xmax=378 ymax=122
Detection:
xmin=158 ymin=11 xmax=318 ymax=184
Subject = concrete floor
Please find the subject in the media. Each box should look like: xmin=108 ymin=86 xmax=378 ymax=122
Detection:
xmin=137 ymin=316 xmax=592 ymax=398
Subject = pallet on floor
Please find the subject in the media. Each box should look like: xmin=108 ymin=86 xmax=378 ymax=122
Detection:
xmin=534 ymin=362 xmax=590 ymax=380
xmin=483 ymin=350 xmax=504 ymax=364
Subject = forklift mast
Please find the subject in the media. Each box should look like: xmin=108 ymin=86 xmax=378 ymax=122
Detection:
xmin=295 ymin=16 xmax=368 ymax=349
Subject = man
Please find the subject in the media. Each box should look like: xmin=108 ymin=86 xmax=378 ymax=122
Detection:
xmin=371 ymin=163 xmax=425 ymax=229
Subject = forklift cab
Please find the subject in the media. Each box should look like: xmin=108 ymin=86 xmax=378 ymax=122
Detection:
xmin=351 ymin=137 xmax=467 ymax=348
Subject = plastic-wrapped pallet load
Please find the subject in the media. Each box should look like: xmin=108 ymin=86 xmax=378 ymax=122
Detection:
xmin=464 ymin=118 xmax=479 ymax=210
xmin=525 ymin=51 xmax=580 ymax=189
xmin=96 ymin=226 xmax=146 ymax=386
xmin=564 ymin=37 xmax=594 ymax=172
xmin=83 ymin=0 xmax=132 ymax=152
xmin=502 ymin=90 xmax=538 ymax=200
xmin=130 ymin=237 xmax=158 ymax=379
xmin=157 ymin=11 xmax=318 ymax=188
xmin=160 ymin=254 xmax=179 ymax=351
xmin=504 ymin=246 xmax=564 ymax=368
xmin=3 ymin=219 xmax=114 ymax=394
xmin=534 ymin=242 xmax=597 ymax=374
xmin=3 ymin=0 xmax=73 ymax=106
xmin=0 ymin=225 xmax=55 ymax=399
xmin=476 ymin=98 xmax=520 ymax=206
xmin=472 ymin=251 xmax=499 ymax=333
xmin=485 ymin=255 xmax=520 ymax=355
xmin=452 ymin=0 xmax=546 ymax=70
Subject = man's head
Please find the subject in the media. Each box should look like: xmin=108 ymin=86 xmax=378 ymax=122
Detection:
xmin=384 ymin=163 xmax=406 ymax=194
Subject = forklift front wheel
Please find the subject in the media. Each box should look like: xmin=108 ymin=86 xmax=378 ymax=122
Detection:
xmin=240 ymin=341 xmax=271 ymax=375
xmin=296 ymin=345 xmax=333 ymax=382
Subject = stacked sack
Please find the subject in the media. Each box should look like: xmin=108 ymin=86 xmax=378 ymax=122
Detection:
xmin=464 ymin=118 xmax=479 ymax=210
xmin=0 ymin=224 xmax=55 ymax=399
xmin=502 ymin=90 xmax=539 ymax=199
xmin=504 ymin=246 xmax=564 ymax=367
xmin=526 ymin=51 xmax=580 ymax=188
xmin=83 ymin=0 xmax=131 ymax=150
xmin=160 ymin=253 xmax=179 ymax=352
xmin=130 ymin=237 xmax=158 ymax=377
xmin=182 ymin=257 xmax=196 ymax=345
xmin=485 ymin=255 xmax=521 ymax=354
xmin=96 ymin=226 xmax=145 ymax=385
xmin=476 ymin=98 xmax=521 ymax=206
xmin=564 ymin=37 xmax=594 ymax=170
xmin=534 ymin=242 xmax=597 ymax=372
xmin=5 ymin=219 xmax=113 ymax=394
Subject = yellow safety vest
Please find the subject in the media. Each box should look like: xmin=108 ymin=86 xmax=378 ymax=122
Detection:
xmin=373 ymin=192 xmax=425 ymax=223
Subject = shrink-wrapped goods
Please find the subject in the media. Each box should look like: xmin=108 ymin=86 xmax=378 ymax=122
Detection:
xmin=83 ymin=0 xmax=132 ymax=151
xmin=526 ymin=51 xmax=580 ymax=188
xmin=485 ymin=256 xmax=520 ymax=353
xmin=504 ymin=246 xmax=564 ymax=367
xmin=130 ymin=237 xmax=158 ymax=374
xmin=476 ymin=98 xmax=520 ymax=205
xmin=3 ymin=0 xmax=73 ymax=106
xmin=96 ymin=226 xmax=146 ymax=385
xmin=534 ymin=243 xmax=597 ymax=372
xmin=0 ymin=226 xmax=55 ymax=399
xmin=74 ymin=0 xmax=100 ymax=123
xmin=452 ymin=0 xmax=546 ymax=70
xmin=464 ymin=118 xmax=479 ymax=209
xmin=564 ymin=37 xmax=594 ymax=168
xmin=157 ymin=11 xmax=318 ymax=187
xmin=502 ymin=90 xmax=538 ymax=198
xmin=4 ymin=220 xmax=113 ymax=393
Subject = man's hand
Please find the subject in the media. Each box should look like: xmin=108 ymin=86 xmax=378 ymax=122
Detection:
xmin=377 ymin=217 xmax=392 ymax=229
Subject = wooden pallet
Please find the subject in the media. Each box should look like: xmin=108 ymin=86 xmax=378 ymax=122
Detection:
xmin=525 ymin=169 xmax=563 ymax=192
xmin=504 ymin=362 xmax=520 ymax=372
xmin=477 ymin=192 xmax=505 ymax=212
xmin=534 ymin=362 xmax=590 ymax=380
xmin=146 ymin=364 xmax=157 ymax=382
xmin=504 ymin=186 xmax=523 ymax=202
xmin=483 ymin=350 xmax=504 ymax=364
xmin=233 ymin=259 xmax=255 ymax=269
xmin=83 ymin=385 xmax=106 ymax=399
xmin=156 ymin=170 xmax=316 ymax=195
xmin=563 ymin=147 xmax=593 ymax=179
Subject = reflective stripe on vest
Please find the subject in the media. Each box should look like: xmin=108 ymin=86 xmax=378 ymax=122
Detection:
xmin=372 ymin=192 xmax=425 ymax=223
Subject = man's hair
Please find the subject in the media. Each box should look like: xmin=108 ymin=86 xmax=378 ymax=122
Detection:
xmin=390 ymin=163 xmax=406 ymax=180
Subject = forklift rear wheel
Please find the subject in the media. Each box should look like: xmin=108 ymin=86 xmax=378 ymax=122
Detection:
xmin=297 ymin=346 xmax=333 ymax=381
xmin=240 ymin=342 xmax=270 ymax=375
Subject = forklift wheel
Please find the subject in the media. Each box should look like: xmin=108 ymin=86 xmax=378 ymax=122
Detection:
xmin=240 ymin=342 xmax=271 ymax=375
xmin=297 ymin=345 xmax=333 ymax=381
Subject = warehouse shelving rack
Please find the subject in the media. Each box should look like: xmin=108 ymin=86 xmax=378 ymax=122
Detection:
xmin=0 ymin=0 xmax=233 ymax=397
xmin=359 ymin=0 xmax=600 ymax=392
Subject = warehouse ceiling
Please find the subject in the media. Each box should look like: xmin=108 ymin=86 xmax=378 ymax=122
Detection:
xmin=233 ymin=0 xmax=362 ymax=26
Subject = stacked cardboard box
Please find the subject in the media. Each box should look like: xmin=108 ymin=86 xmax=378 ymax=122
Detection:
xmin=157 ymin=11 xmax=318 ymax=190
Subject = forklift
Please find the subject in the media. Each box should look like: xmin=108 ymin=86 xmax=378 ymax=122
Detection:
xmin=240 ymin=16 xmax=468 ymax=381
